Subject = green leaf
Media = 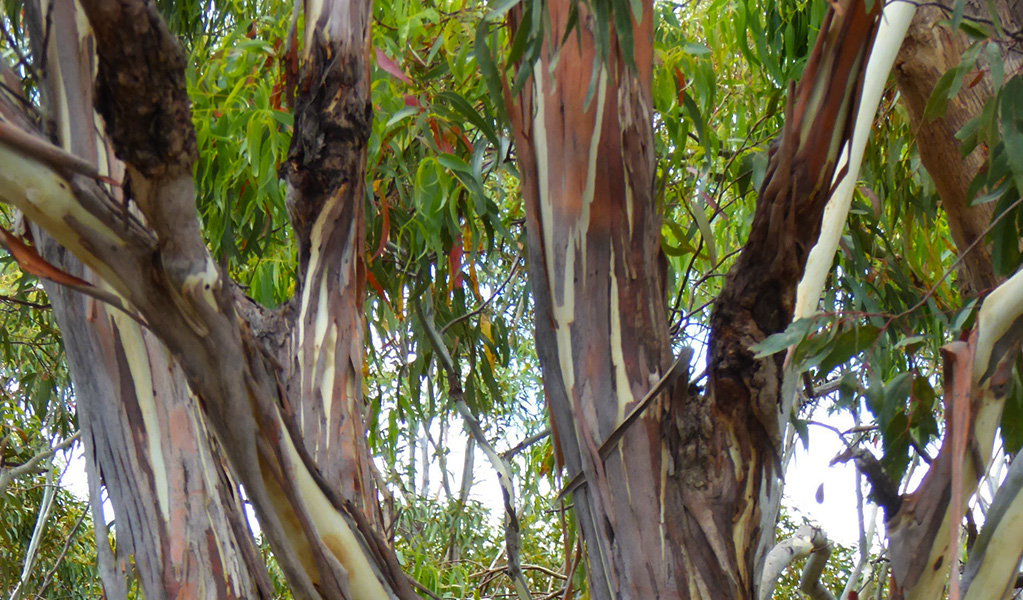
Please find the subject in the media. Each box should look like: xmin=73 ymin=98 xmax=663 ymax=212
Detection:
xmin=958 ymin=19 xmax=989 ymax=40
xmin=689 ymin=198 xmax=716 ymax=266
xmin=987 ymin=41 xmax=1004 ymax=90
xmin=385 ymin=106 xmax=420 ymax=130
xmin=663 ymin=219 xmax=695 ymax=253
xmin=751 ymin=318 xmax=814 ymax=358
xmin=922 ymin=68 xmax=959 ymax=121
xmin=1000 ymin=76 xmax=1023 ymax=192
xmin=437 ymin=153 xmax=472 ymax=175
xmin=505 ymin=6 xmax=533 ymax=67
xmin=474 ymin=22 xmax=508 ymax=125
xmin=681 ymin=91 xmax=705 ymax=147
xmin=923 ymin=43 xmax=982 ymax=121
xmin=684 ymin=42 xmax=711 ymax=57
xmin=437 ymin=91 xmax=498 ymax=147
xmin=817 ymin=324 xmax=881 ymax=375
xmin=971 ymin=179 xmax=1012 ymax=206
xmin=1000 ymin=367 xmax=1023 ymax=454
xmin=950 ymin=0 xmax=966 ymax=31
xmin=484 ymin=0 xmax=522 ymax=22
xmin=611 ymin=0 xmax=635 ymax=67
xmin=791 ymin=414 xmax=810 ymax=451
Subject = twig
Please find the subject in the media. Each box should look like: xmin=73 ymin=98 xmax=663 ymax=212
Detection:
xmin=501 ymin=428 xmax=549 ymax=460
xmin=0 ymin=431 xmax=80 ymax=496
xmin=841 ymin=505 xmax=879 ymax=600
xmin=469 ymin=563 xmax=567 ymax=580
xmin=441 ymin=261 xmax=520 ymax=334
xmin=405 ymin=575 xmax=444 ymax=600
xmin=831 ymin=446 xmax=902 ymax=518
xmin=560 ymin=541 xmax=582 ymax=600
xmin=33 ymin=505 xmax=88 ymax=599
xmin=0 ymin=294 xmax=50 ymax=310
xmin=9 ymin=465 xmax=57 ymax=600
xmin=0 ymin=18 xmax=38 ymax=83
xmin=884 ymin=194 xmax=1023 ymax=330
xmin=417 ymin=300 xmax=532 ymax=600
xmin=554 ymin=348 xmax=692 ymax=504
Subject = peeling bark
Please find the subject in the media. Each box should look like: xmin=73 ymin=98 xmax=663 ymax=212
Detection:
xmin=508 ymin=0 xmax=880 ymax=597
xmin=0 ymin=1 xmax=413 ymax=598
xmin=507 ymin=1 xmax=676 ymax=596
xmin=43 ymin=276 xmax=275 ymax=600
xmin=280 ymin=0 xmax=380 ymax=526
xmin=18 ymin=3 xmax=271 ymax=598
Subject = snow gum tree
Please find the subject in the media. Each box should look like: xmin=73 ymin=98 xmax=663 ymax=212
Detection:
xmin=2 ymin=0 xmax=1023 ymax=598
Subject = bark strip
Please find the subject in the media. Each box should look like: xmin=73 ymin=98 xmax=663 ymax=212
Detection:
xmin=279 ymin=0 xmax=380 ymax=526
xmin=508 ymin=0 xmax=881 ymax=597
xmin=0 ymin=1 xmax=416 ymax=598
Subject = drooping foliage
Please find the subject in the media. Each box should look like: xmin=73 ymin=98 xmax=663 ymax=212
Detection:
xmin=2 ymin=0 xmax=1023 ymax=597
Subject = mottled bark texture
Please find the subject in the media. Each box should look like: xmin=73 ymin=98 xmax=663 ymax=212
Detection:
xmin=0 ymin=1 xmax=413 ymax=598
xmin=280 ymin=0 xmax=380 ymax=526
xmin=507 ymin=0 xmax=674 ymax=596
xmin=508 ymin=0 xmax=880 ymax=597
xmin=20 ymin=2 xmax=272 ymax=598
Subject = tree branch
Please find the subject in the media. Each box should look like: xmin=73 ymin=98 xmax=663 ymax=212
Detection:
xmin=9 ymin=466 xmax=58 ymax=600
xmin=759 ymin=525 xmax=834 ymax=600
xmin=502 ymin=428 xmax=550 ymax=461
xmin=441 ymin=261 xmax=520 ymax=334
xmin=0 ymin=294 xmax=50 ymax=310
xmin=417 ymin=299 xmax=532 ymax=600
xmin=32 ymin=503 xmax=89 ymax=600
xmin=0 ymin=431 xmax=79 ymax=496
xmin=831 ymin=446 xmax=903 ymax=518
xmin=553 ymin=348 xmax=692 ymax=504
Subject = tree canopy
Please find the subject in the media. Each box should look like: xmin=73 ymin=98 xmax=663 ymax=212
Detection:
xmin=1 ymin=0 xmax=1023 ymax=598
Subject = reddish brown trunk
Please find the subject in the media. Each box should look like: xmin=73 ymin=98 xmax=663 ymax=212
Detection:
xmin=509 ymin=0 xmax=881 ymax=597
xmin=893 ymin=5 xmax=1001 ymax=297
xmin=507 ymin=1 xmax=679 ymax=595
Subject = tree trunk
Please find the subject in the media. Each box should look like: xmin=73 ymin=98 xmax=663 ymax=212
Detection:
xmin=280 ymin=0 xmax=382 ymax=529
xmin=507 ymin=1 xmax=676 ymax=595
xmin=892 ymin=4 xmax=1004 ymax=297
xmin=0 ymin=1 xmax=411 ymax=598
xmin=22 ymin=3 xmax=272 ymax=597
xmin=507 ymin=0 xmax=881 ymax=597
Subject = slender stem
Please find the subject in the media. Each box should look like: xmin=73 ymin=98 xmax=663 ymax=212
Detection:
xmin=33 ymin=505 xmax=89 ymax=600
xmin=441 ymin=261 xmax=520 ymax=334
xmin=0 ymin=431 xmax=80 ymax=496
xmin=417 ymin=299 xmax=532 ymax=600
xmin=502 ymin=428 xmax=549 ymax=460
